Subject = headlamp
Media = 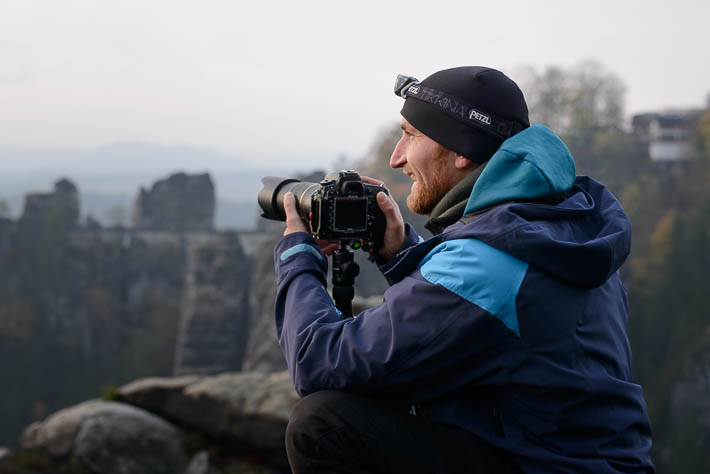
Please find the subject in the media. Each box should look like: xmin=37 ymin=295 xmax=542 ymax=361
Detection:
xmin=394 ymin=74 xmax=420 ymax=98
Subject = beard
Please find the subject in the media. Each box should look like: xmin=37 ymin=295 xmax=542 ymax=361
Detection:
xmin=405 ymin=153 xmax=451 ymax=216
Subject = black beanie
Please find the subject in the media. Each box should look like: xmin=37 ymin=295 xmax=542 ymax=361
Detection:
xmin=400 ymin=66 xmax=530 ymax=163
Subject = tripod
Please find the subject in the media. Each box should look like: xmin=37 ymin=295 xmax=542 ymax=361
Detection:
xmin=331 ymin=242 xmax=360 ymax=318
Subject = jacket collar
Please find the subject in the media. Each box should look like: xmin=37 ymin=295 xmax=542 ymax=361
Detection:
xmin=424 ymin=161 xmax=488 ymax=236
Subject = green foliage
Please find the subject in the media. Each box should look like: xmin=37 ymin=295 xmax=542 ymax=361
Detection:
xmin=599 ymin=118 xmax=710 ymax=472
xmin=518 ymin=60 xmax=626 ymax=152
xmin=0 ymin=229 xmax=182 ymax=445
xmin=357 ymin=122 xmax=428 ymax=234
xmin=697 ymin=109 xmax=710 ymax=153
xmin=101 ymin=384 xmax=120 ymax=401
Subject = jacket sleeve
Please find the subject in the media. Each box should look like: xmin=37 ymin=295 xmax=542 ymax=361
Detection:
xmin=375 ymin=223 xmax=423 ymax=280
xmin=274 ymin=233 xmax=524 ymax=402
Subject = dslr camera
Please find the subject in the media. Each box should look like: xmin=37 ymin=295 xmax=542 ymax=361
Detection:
xmin=258 ymin=170 xmax=388 ymax=255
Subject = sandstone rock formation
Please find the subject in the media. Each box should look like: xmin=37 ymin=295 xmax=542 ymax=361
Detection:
xmin=20 ymin=178 xmax=80 ymax=229
xmin=173 ymin=231 xmax=251 ymax=375
xmin=118 ymin=371 xmax=298 ymax=458
xmin=1 ymin=371 xmax=297 ymax=473
xmin=0 ymin=175 xmax=253 ymax=446
xmin=0 ymin=171 xmax=391 ymax=463
xmin=133 ymin=172 xmax=215 ymax=232
xmin=18 ymin=400 xmax=187 ymax=474
xmin=242 ymin=235 xmax=286 ymax=373
xmin=184 ymin=450 xmax=221 ymax=474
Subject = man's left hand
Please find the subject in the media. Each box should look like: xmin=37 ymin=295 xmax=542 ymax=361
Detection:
xmin=283 ymin=192 xmax=308 ymax=235
xmin=283 ymin=192 xmax=340 ymax=256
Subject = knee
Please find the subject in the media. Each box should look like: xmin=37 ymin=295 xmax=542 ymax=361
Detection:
xmin=286 ymin=390 xmax=344 ymax=443
xmin=285 ymin=390 xmax=350 ymax=469
xmin=286 ymin=391 xmax=366 ymax=472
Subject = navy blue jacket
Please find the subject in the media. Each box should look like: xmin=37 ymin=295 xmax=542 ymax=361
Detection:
xmin=274 ymin=125 xmax=654 ymax=473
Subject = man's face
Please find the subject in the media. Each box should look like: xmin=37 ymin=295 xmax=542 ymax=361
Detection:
xmin=390 ymin=119 xmax=456 ymax=215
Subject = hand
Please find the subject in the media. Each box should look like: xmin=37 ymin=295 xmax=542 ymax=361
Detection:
xmin=283 ymin=192 xmax=340 ymax=257
xmin=361 ymin=176 xmax=406 ymax=262
xmin=317 ymin=240 xmax=340 ymax=257
xmin=283 ymin=192 xmax=309 ymax=236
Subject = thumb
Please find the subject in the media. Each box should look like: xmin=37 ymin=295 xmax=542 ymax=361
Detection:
xmin=284 ymin=192 xmax=299 ymax=221
xmin=376 ymin=191 xmax=395 ymax=217
xmin=284 ymin=192 xmax=296 ymax=214
xmin=283 ymin=192 xmax=308 ymax=235
xmin=375 ymin=191 xmax=405 ymax=261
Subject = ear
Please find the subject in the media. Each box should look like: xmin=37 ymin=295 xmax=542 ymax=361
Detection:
xmin=453 ymin=154 xmax=477 ymax=171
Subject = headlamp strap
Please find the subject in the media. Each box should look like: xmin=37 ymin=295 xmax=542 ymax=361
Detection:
xmin=405 ymin=85 xmax=524 ymax=141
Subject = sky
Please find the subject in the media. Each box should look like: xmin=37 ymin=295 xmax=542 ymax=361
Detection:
xmin=1 ymin=0 xmax=709 ymax=173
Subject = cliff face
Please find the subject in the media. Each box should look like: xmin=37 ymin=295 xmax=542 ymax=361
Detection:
xmin=21 ymin=178 xmax=80 ymax=228
xmin=173 ymin=232 xmax=251 ymax=375
xmin=0 ymin=175 xmax=256 ymax=446
xmin=242 ymin=234 xmax=286 ymax=374
xmin=132 ymin=172 xmax=215 ymax=232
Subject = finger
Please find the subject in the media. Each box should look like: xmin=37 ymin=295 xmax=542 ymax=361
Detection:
xmin=284 ymin=192 xmax=298 ymax=221
xmin=321 ymin=243 xmax=340 ymax=256
xmin=316 ymin=239 xmax=339 ymax=256
xmin=375 ymin=191 xmax=405 ymax=261
xmin=283 ymin=192 xmax=308 ymax=235
xmin=361 ymin=175 xmax=385 ymax=186
xmin=316 ymin=239 xmax=339 ymax=249
xmin=376 ymin=191 xmax=398 ymax=219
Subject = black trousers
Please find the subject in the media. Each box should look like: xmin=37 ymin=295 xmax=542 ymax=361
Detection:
xmin=285 ymin=390 xmax=517 ymax=474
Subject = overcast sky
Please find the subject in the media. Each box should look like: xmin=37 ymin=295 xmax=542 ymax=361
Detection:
xmin=1 ymin=0 xmax=709 ymax=172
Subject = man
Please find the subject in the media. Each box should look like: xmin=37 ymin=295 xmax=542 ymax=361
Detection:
xmin=273 ymin=66 xmax=654 ymax=473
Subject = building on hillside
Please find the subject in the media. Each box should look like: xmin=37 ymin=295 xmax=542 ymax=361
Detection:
xmin=632 ymin=109 xmax=703 ymax=162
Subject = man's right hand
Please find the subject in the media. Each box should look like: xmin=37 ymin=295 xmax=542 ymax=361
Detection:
xmin=361 ymin=176 xmax=406 ymax=262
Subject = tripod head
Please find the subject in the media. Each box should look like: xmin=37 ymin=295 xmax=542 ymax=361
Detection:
xmin=330 ymin=243 xmax=360 ymax=318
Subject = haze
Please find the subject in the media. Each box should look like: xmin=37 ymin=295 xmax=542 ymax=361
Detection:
xmin=1 ymin=0 xmax=708 ymax=172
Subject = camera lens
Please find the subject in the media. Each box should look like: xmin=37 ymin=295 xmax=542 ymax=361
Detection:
xmin=258 ymin=176 xmax=318 ymax=222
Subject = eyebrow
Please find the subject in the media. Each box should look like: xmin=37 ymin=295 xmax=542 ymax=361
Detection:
xmin=401 ymin=122 xmax=415 ymax=133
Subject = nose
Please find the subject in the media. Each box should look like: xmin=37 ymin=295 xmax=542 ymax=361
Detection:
xmin=390 ymin=136 xmax=407 ymax=169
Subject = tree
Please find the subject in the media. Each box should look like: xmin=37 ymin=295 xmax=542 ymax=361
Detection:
xmin=518 ymin=60 xmax=626 ymax=151
xmin=357 ymin=123 xmax=428 ymax=235
xmin=697 ymin=108 xmax=710 ymax=154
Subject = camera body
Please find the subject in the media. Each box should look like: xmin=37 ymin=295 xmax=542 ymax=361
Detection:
xmin=258 ymin=170 xmax=388 ymax=253
xmin=311 ymin=171 xmax=387 ymax=250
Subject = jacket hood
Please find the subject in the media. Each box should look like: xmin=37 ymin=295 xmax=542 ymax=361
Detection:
xmin=464 ymin=124 xmax=576 ymax=214
xmin=447 ymin=125 xmax=631 ymax=288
